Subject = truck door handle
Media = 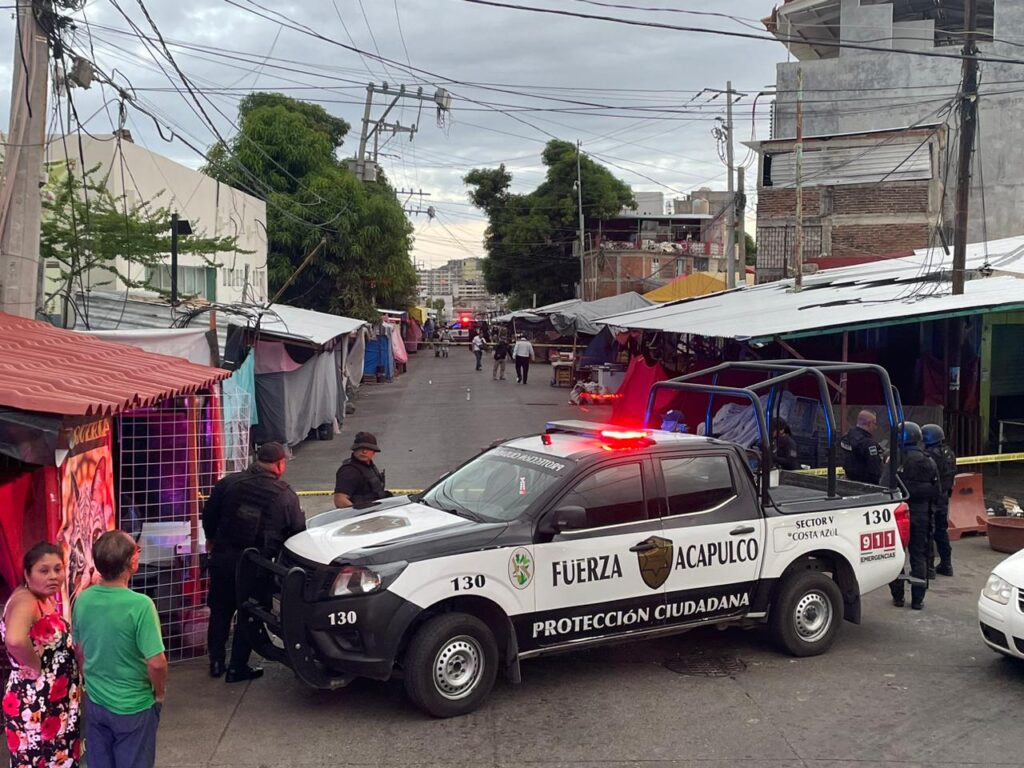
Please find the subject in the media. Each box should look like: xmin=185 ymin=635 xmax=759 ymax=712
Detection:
xmin=629 ymin=540 xmax=657 ymax=553
xmin=730 ymin=525 xmax=755 ymax=536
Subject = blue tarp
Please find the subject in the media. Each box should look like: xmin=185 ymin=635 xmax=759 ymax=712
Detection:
xmin=581 ymin=327 xmax=617 ymax=367
xmin=363 ymin=332 xmax=395 ymax=381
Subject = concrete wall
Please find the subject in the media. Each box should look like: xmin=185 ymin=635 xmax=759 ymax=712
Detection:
xmin=772 ymin=0 xmax=1024 ymax=242
xmin=48 ymin=135 xmax=268 ymax=304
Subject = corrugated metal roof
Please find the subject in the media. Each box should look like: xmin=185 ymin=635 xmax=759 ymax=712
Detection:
xmin=0 ymin=313 xmax=230 ymax=418
xmin=229 ymin=304 xmax=365 ymax=346
xmin=766 ymin=142 xmax=933 ymax=188
xmin=598 ymin=235 xmax=1024 ymax=341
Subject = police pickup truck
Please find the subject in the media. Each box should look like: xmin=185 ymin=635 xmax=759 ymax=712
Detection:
xmin=238 ymin=361 xmax=911 ymax=717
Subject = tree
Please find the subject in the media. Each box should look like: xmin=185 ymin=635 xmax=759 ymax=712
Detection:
xmin=465 ymin=140 xmax=634 ymax=307
xmin=205 ymin=93 xmax=416 ymax=319
xmin=41 ymin=165 xmax=243 ymax=321
xmin=745 ymin=232 xmax=757 ymax=267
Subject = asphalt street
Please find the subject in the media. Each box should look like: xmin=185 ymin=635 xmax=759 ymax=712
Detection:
xmin=148 ymin=352 xmax=1024 ymax=768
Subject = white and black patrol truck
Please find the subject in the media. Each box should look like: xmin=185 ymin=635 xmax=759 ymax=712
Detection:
xmin=238 ymin=361 xmax=912 ymax=717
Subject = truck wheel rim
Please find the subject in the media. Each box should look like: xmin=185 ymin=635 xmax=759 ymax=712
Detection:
xmin=794 ymin=590 xmax=831 ymax=643
xmin=433 ymin=635 xmax=483 ymax=700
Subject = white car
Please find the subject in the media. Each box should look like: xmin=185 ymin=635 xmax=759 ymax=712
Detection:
xmin=978 ymin=549 xmax=1024 ymax=659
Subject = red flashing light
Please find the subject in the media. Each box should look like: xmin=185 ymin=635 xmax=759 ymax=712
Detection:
xmin=894 ymin=502 xmax=911 ymax=547
xmin=600 ymin=430 xmax=649 ymax=440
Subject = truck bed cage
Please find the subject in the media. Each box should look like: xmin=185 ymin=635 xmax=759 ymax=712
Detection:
xmin=643 ymin=360 xmax=903 ymax=507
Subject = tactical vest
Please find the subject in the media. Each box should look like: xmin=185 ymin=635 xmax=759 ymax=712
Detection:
xmin=218 ymin=469 xmax=287 ymax=554
xmin=926 ymin=444 xmax=957 ymax=494
xmin=341 ymin=457 xmax=387 ymax=507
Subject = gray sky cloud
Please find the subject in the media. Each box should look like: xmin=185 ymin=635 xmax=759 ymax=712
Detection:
xmin=0 ymin=0 xmax=781 ymax=267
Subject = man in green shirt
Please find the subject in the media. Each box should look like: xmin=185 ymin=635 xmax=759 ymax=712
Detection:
xmin=73 ymin=530 xmax=167 ymax=768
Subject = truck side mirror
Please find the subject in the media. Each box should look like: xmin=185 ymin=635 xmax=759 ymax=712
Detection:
xmin=539 ymin=505 xmax=589 ymax=535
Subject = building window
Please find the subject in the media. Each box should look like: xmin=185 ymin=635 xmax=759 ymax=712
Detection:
xmin=146 ymin=265 xmax=210 ymax=299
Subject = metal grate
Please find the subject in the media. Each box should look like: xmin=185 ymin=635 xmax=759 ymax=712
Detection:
xmin=663 ymin=653 xmax=746 ymax=677
xmin=118 ymin=391 xmax=251 ymax=660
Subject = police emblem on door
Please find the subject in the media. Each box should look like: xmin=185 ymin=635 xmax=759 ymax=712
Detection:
xmin=636 ymin=536 xmax=674 ymax=590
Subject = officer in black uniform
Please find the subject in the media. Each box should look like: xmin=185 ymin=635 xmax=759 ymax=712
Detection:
xmin=841 ymin=409 xmax=884 ymax=484
xmin=333 ymin=432 xmax=392 ymax=508
xmin=922 ymin=423 xmax=957 ymax=577
xmin=888 ymin=422 xmax=940 ymax=611
xmin=772 ymin=418 xmax=800 ymax=471
xmin=202 ymin=442 xmax=305 ymax=682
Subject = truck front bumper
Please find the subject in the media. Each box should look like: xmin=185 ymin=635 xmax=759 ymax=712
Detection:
xmin=236 ymin=548 xmax=420 ymax=689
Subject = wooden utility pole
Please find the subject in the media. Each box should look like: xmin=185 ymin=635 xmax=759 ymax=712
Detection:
xmin=576 ymin=139 xmax=586 ymax=300
xmin=725 ymin=81 xmax=736 ymax=288
xmin=952 ymin=0 xmax=979 ymax=296
xmin=0 ymin=0 xmax=51 ymax=318
xmin=736 ymin=165 xmax=747 ymax=288
xmin=793 ymin=67 xmax=804 ymax=291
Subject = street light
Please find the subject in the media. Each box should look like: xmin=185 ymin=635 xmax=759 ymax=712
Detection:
xmin=169 ymin=212 xmax=193 ymax=306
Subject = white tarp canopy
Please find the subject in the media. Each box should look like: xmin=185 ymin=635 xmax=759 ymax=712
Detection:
xmin=496 ymin=292 xmax=653 ymax=335
xmin=598 ymin=236 xmax=1024 ymax=341
xmin=83 ymin=328 xmax=214 ymax=366
xmin=229 ymin=303 xmax=365 ymax=347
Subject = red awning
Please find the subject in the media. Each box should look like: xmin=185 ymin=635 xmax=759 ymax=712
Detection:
xmin=0 ymin=313 xmax=230 ymax=418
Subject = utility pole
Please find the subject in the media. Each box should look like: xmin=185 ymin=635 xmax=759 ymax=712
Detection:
xmin=736 ymin=165 xmax=747 ymax=287
xmin=0 ymin=0 xmax=52 ymax=318
xmin=952 ymin=0 xmax=979 ymax=296
xmin=576 ymin=140 xmax=586 ymax=300
xmin=724 ymin=81 xmax=736 ymax=289
xmin=793 ymin=67 xmax=805 ymax=291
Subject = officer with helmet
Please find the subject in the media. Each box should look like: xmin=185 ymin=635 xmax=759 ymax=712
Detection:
xmin=922 ymin=423 xmax=957 ymax=577
xmin=888 ymin=422 xmax=940 ymax=610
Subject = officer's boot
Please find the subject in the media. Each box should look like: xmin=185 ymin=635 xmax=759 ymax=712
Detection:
xmin=937 ymin=561 xmax=954 ymax=577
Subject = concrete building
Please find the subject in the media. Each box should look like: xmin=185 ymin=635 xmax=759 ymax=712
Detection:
xmin=416 ymin=256 xmax=497 ymax=313
xmin=582 ymin=191 xmax=731 ymax=300
xmin=752 ymin=0 xmax=1019 ymax=281
xmin=45 ymin=133 xmax=268 ymax=307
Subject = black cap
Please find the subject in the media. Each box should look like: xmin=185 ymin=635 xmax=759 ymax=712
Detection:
xmin=351 ymin=432 xmax=381 ymax=452
xmin=256 ymin=442 xmax=290 ymax=462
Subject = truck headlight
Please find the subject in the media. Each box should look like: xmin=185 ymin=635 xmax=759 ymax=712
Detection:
xmin=330 ymin=562 xmax=406 ymax=597
xmin=982 ymin=573 xmax=1014 ymax=605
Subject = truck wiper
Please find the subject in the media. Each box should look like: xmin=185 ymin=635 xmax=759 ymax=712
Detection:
xmin=442 ymin=505 xmax=486 ymax=523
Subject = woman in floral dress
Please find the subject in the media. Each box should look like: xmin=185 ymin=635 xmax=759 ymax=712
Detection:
xmin=2 ymin=542 xmax=81 ymax=768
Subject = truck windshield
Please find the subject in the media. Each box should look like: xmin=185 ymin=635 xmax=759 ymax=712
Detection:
xmin=420 ymin=446 xmax=570 ymax=522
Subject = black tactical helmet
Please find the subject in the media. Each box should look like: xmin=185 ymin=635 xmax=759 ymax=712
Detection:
xmin=921 ymin=423 xmax=945 ymax=447
xmin=899 ymin=421 xmax=923 ymax=447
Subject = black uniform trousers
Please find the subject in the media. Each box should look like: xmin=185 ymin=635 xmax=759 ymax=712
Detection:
xmin=515 ymin=356 xmax=530 ymax=383
xmin=930 ymin=494 xmax=952 ymax=567
xmin=889 ymin=506 xmax=931 ymax=604
xmin=207 ymin=554 xmax=253 ymax=671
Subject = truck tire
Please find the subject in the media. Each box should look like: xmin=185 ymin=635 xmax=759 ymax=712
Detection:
xmin=403 ymin=612 xmax=498 ymax=718
xmin=769 ymin=570 xmax=843 ymax=657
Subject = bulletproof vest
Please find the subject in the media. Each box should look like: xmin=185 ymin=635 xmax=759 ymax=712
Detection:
xmin=899 ymin=448 xmax=939 ymax=509
xmin=840 ymin=427 xmax=882 ymax=483
xmin=341 ymin=458 xmax=387 ymax=506
xmin=218 ymin=469 xmax=286 ymax=553
xmin=926 ymin=444 xmax=957 ymax=493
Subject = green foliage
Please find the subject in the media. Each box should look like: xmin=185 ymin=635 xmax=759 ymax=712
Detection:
xmin=204 ymin=92 xmax=415 ymax=319
xmin=745 ymin=232 xmax=757 ymax=266
xmin=464 ymin=140 xmax=634 ymax=307
xmin=41 ymin=165 xmax=243 ymax=303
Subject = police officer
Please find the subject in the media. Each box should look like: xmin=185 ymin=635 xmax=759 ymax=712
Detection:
xmin=888 ymin=422 xmax=940 ymax=610
xmin=922 ymin=423 xmax=957 ymax=577
xmin=841 ymin=409 xmax=884 ymax=484
xmin=333 ymin=432 xmax=392 ymax=508
xmin=772 ymin=418 xmax=800 ymax=471
xmin=202 ymin=442 xmax=305 ymax=681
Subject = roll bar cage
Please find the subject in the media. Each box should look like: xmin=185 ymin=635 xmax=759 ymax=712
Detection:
xmin=642 ymin=360 xmax=904 ymax=508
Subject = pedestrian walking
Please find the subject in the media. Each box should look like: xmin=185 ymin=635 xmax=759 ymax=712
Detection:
xmin=888 ymin=422 xmax=939 ymax=611
xmin=201 ymin=442 xmax=305 ymax=682
xmin=471 ymin=332 xmax=485 ymax=371
xmin=2 ymin=542 xmax=82 ymax=768
xmin=440 ymin=327 xmax=452 ymax=358
xmin=513 ymin=334 xmax=535 ymax=384
xmin=73 ymin=531 xmax=166 ymax=768
xmin=334 ymin=432 xmax=392 ymax=508
xmin=840 ymin=409 xmax=884 ymax=484
xmin=922 ymin=423 xmax=957 ymax=577
xmin=492 ymin=336 xmax=511 ymax=380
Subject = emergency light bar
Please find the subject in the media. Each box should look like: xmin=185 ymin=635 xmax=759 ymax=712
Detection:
xmin=544 ymin=421 xmax=653 ymax=447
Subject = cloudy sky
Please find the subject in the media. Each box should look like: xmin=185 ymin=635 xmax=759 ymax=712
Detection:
xmin=0 ymin=0 xmax=784 ymax=268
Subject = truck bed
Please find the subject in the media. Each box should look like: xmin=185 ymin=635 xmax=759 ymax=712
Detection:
xmin=769 ymin=471 xmax=902 ymax=514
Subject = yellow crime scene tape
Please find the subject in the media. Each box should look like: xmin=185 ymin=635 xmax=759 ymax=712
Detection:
xmin=797 ymin=451 xmax=1024 ymax=476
